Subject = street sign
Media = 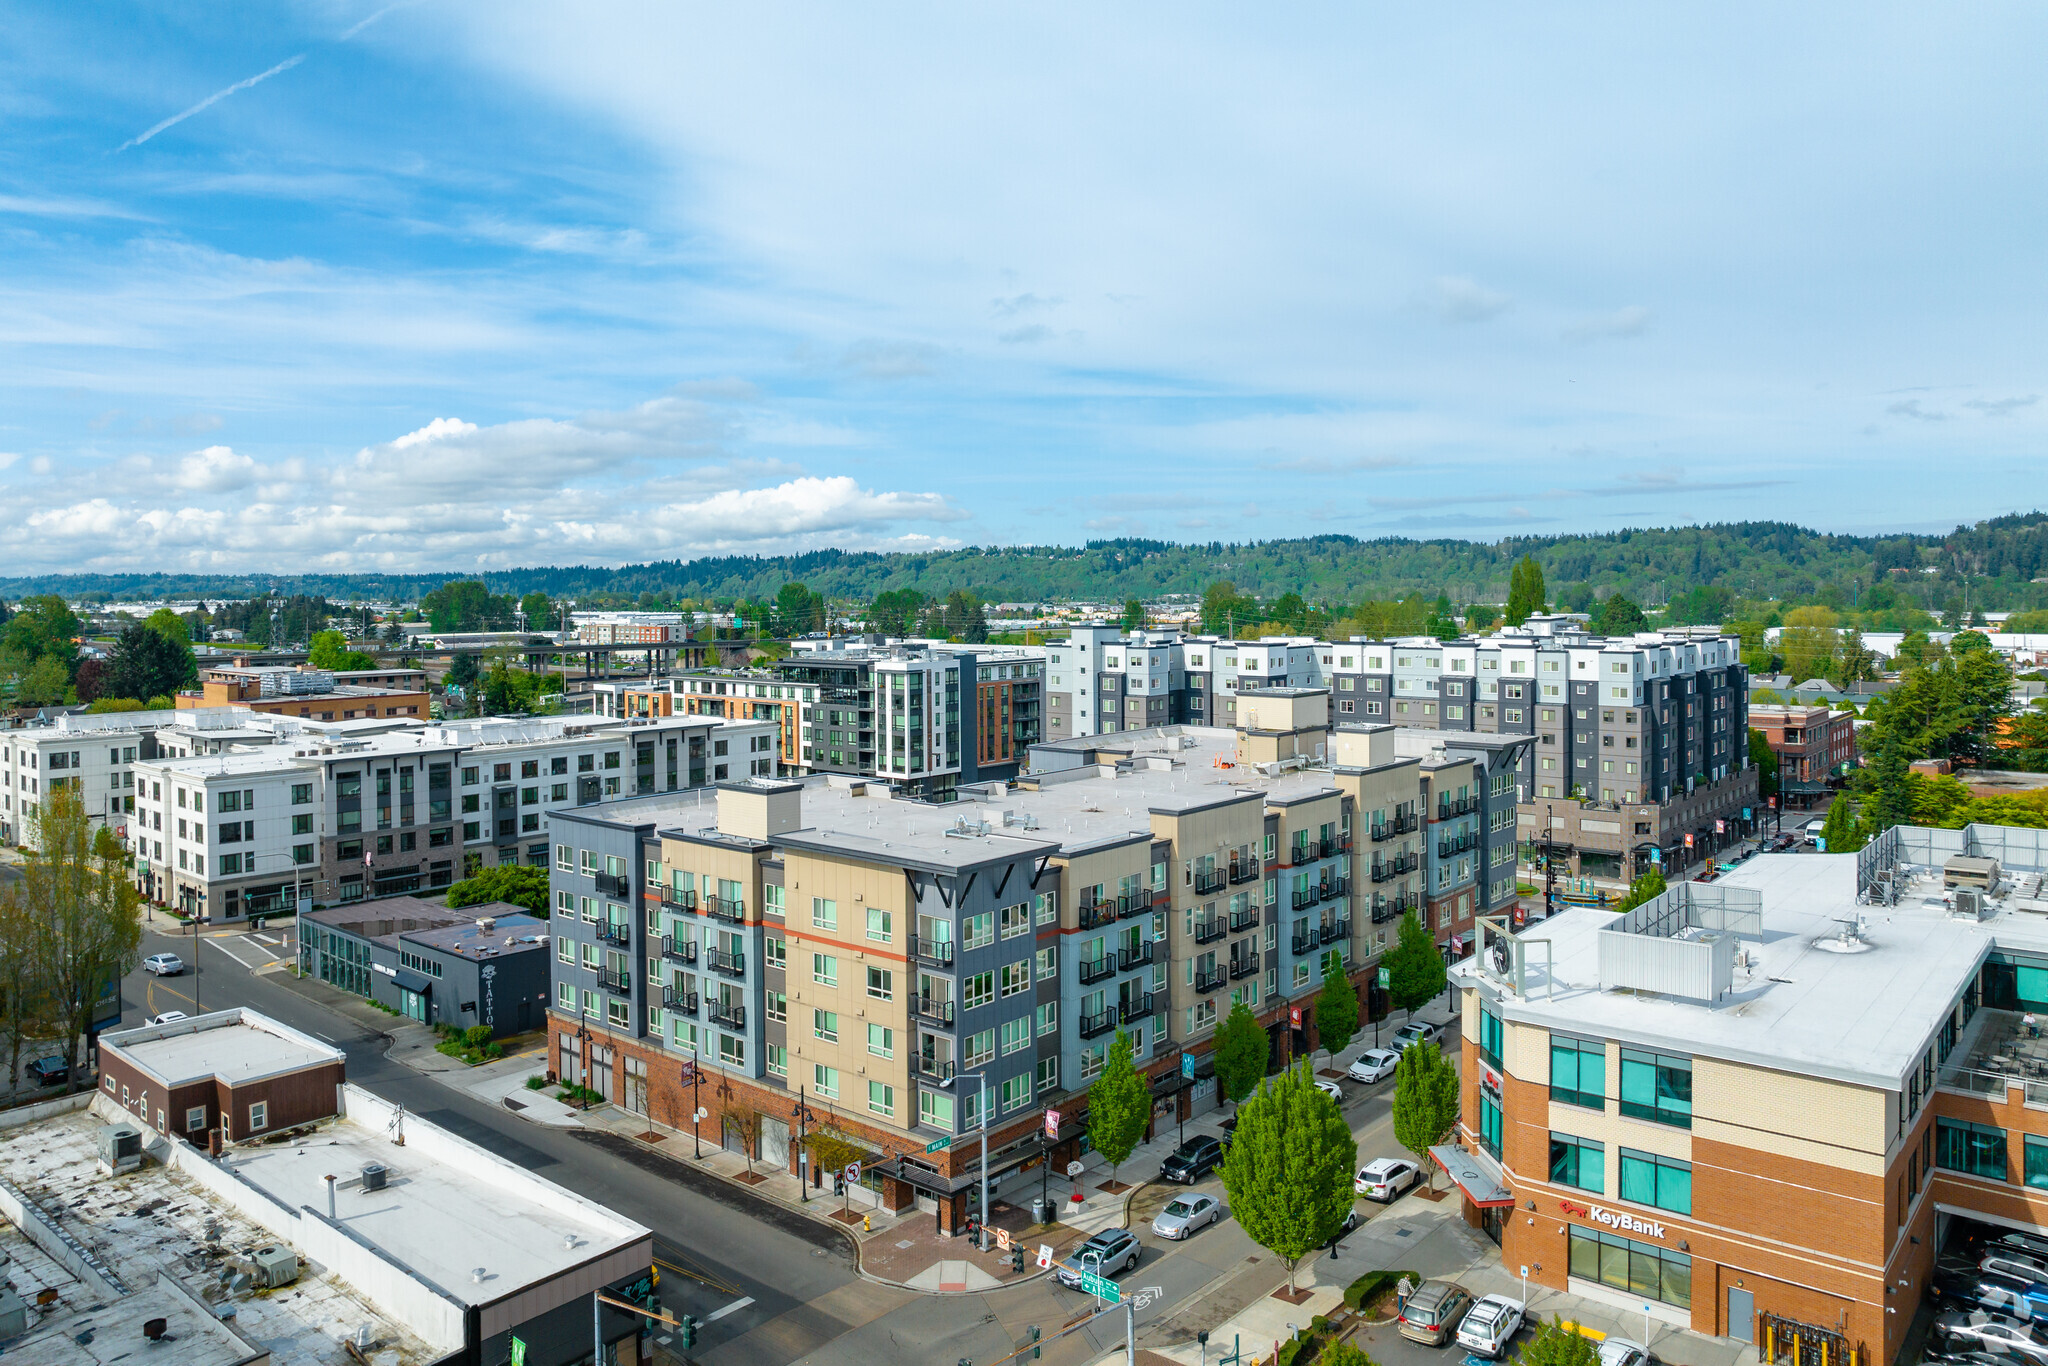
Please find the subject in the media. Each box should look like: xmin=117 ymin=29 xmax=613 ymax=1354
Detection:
xmin=677 ymin=1060 xmax=696 ymax=1084
xmin=845 ymin=1162 xmax=862 ymax=1184
xmin=1683 ymin=833 xmax=1695 ymax=848
xmin=1180 ymin=1053 xmax=1195 ymax=1079
xmin=1065 ymin=1160 xmax=1085 ymax=1177
xmin=925 ymin=1136 xmax=953 ymax=1154
xmin=995 ymin=1227 xmax=1012 ymax=1251
xmin=1376 ymin=967 xmax=1390 ymax=988
xmin=1080 ymin=1272 xmax=1123 ymax=1303
xmin=1036 ymin=1244 xmax=1055 ymax=1269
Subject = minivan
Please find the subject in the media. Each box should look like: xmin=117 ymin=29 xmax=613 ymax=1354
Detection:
xmin=1399 ymin=1281 xmax=1474 ymax=1346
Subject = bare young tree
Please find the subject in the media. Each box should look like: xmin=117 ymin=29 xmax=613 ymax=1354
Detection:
xmin=20 ymin=789 xmax=143 ymax=1091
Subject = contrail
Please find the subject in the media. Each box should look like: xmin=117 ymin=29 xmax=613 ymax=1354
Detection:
xmin=338 ymin=1 xmax=421 ymax=41
xmin=114 ymin=53 xmax=305 ymax=153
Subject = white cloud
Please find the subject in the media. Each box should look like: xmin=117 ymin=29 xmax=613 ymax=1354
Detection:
xmin=391 ymin=417 xmax=479 ymax=449
xmin=173 ymin=444 xmax=258 ymax=492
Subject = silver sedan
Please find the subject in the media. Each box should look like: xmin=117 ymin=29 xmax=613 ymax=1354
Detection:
xmin=1150 ymin=1193 xmax=1221 ymax=1240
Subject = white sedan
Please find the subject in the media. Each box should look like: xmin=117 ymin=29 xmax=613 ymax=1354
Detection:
xmin=1313 ymin=1079 xmax=1344 ymax=1104
xmin=1347 ymin=1048 xmax=1401 ymax=1084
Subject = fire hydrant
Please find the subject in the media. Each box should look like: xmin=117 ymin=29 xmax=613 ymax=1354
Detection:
xmin=863 ymin=1213 xmax=872 ymax=1233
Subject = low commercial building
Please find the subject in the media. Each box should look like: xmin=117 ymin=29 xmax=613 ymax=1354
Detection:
xmin=301 ymin=900 xmax=549 ymax=1035
xmin=1444 ymin=820 xmax=2048 ymax=1366
xmin=178 ymin=663 xmax=430 ymax=722
xmin=98 ymin=1006 xmax=345 ymax=1142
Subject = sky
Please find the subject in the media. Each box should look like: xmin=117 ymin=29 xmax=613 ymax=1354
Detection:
xmin=2 ymin=3 xmax=2045 ymax=574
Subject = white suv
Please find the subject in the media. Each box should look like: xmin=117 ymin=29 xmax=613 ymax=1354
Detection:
xmin=1456 ymin=1296 xmax=1525 ymax=1359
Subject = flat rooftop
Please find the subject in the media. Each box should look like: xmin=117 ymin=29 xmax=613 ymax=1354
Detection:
xmin=400 ymin=910 xmax=548 ymax=959
xmin=106 ymin=1009 xmax=343 ymax=1088
xmin=1473 ymin=842 xmax=2048 ymax=1090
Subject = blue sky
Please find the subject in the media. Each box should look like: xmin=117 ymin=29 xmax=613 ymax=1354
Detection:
xmin=3 ymin=2 xmax=2044 ymax=573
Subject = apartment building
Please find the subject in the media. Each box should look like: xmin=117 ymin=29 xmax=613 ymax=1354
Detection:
xmin=130 ymin=712 xmax=778 ymax=921
xmin=544 ymin=706 xmax=1515 ymax=1229
xmin=0 ymin=707 xmax=183 ymax=844
xmin=178 ymin=663 xmax=430 ymax=720
xmin=1443 ymin=822 xmax=2048 ymax=1365
xmin=1749 ymin=703 xmax=1851 ymax=806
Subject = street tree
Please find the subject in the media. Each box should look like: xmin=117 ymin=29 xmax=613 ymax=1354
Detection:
xmin=309 ymin=630 xmax=376 ymax=672
xmin=0 ymin=885 xmax=59 ymax=1093
xmin=20 ymin=789 xmax=142 ymax=1091
xmin=1383 ymin=910 xmax=1447 ymax=1018
xmin=15 ymin=655 xmax=70 ymax=706
xmin=1217 ymin=1060 xmax=1357 ymax=1293
xmin=1819 ymin=791 xmax=1864 ymax=852
xmin=1614 ymin=867 xmax=1667 ymax=912
xmin=802 ymin=1122 xmax=865 ymax=1210
xmin=1121 ymin=598 xmax=1145 ymax=631
xmin=1212 ymin=1002 xmax=1269 ymax=1104
xmin=1748 ymin=728 xmax=1780 ymax=799
xmin=1084 ymin=1029 xmax=1150 ymax=1188
xmin=445 ymin=864 xmax=549 ymax=915
xmin=0 ymin=596 xmax=82 ymax=677
xmin=1314 ymin=951 xmax=1360 ymax=1062
xmin=1390 ymin=1038 xmax=1461 ymax=1191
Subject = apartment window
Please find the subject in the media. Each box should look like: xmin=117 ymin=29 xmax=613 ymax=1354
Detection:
xmin=1035 ymin=891 xmax=1058 ymax=925
xmin=247 ymin=1101 xmax=268 ymax=1132
xmin=964 ymin=1028 xmax=995 ymax=1068
xmin=1000 ymin=1074 xmax=1031 ymax=1113
xmin=963 ymin=912 xmax=994 ymax=949
xmin=1036 ymin=946 xmax=1057 ymax=980
xmin=1938 ymin=1118 xmax=2009 ymax=1181
xmin=1037 ymin=1057 xmax=1060 ymax=1094
xmin=766 ymin=1045 xmax=788 ymax=1078
xmin=866 ymin=966 xmax=894 ymax=1000
xmin=291 ymin=783 xmax=312 ymax=805
xmin=1478 ymin=1004 xmax=1504 ymax=1069
xmin=868 ymin=1082 xmax=896 ymax=1119
xmin=719 ymin=1035 xmax=744 ymax=1067
xmin=764 ymin=934 xmax=786 ymax=968
xmin=1001 ymin=1018 xmax=1030 ymax=1055
xmin=1549 ymin=1134 xmax=1604 ymax=1194
xmin=1035 ymin=1001 xmax=1058 ymax=1036
xmin=963 ymin=971 xmax=994 ymax=1010
xmin=1618 ymin=1049 xmax=1692 ymax=1128
xmin=999 ymin=903 xmax=1029 ymax=939
xmin=920 ymin=1090 xmax=955 ymax=1130
xmin=812 ymin=953 xmax=838 ymax=987
xmin=866 ymin=907 xmax=892 ymax=943
xmin=1619 ymin=1149 xmax=1693 ymax=1215
xmin=808 ymin=1008 xmax=838 ymax=1043
xmin=812 ymin=897 xmax=838 ymax=931
xmin=185 ymin=1106 xmax=207 ymax=1134
xmin=867 ymin=1024 xmax=893 ymax=1059
xmin=1000 ymin=961 xmax=1030 ymax=997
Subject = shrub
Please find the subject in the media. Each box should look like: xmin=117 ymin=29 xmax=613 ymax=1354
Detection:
xmin=462 ymin=1024 xmax=494 ymax=1048
xmin=1343 ymin=1268 xmax=1418 ymax=1312
xmin=524 ymin=1075 xmax=549 ymax=1091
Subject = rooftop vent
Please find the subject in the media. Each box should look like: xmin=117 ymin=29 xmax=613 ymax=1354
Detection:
xmin=1810 ymin=915 xmax=1875 ymax=954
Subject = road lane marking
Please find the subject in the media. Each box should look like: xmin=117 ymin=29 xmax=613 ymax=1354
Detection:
xmin=704 ymin=1297 xmax=753 ymax=1322
xmin=210 ymin=939 xmax=261 ymax=970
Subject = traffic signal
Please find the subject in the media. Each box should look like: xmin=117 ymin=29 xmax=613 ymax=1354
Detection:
xmin=1010 ymin=1246 xmax=1024 ymax=1273
xmin=1031 ymin=1326 xmax=1042 ymax=1359
xmin=678 ymin=1315 xmax=699 ymax=1349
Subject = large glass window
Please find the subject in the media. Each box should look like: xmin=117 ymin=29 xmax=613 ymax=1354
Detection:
xmin=1479 ymin=1092 xmax=1503 ymax=1159
xmin=2027 ymin=1136 xmax=2048 ymax=1191
xmin=1478 ymin=1005 xmax=1504 ymax=1069
xmin=1551 ymin=1035 xmax=1605 ymax=1110
xmin=1619 ymin=1049 xmax=1692 ymax=1128
xmin=1549 ymin=1134 xmax=1604 ymax=1193
xmin=1619 ymin=1149 xmax=1693 ymax=1215
xmin=1938 ymin=1117 xmax=2009 ymax=1182
xmin=1569 ymin=1227 xmax=1691 ymax=1309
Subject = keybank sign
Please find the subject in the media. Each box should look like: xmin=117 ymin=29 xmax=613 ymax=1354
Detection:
xmin=1558 ymin=1199 xmax=1668 ymax=1240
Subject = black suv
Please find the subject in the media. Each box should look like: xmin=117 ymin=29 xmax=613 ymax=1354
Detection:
xmin=1159 ymin=1135 xmax=1224 ymax=1184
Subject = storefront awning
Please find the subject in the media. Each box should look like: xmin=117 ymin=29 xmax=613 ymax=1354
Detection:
xmin=1429 ymin=1143 xmax=1515 ymax=1208
xmin=394 ymin=968 xmax=433 ymax=994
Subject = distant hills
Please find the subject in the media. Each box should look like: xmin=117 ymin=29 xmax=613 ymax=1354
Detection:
xmin=6 ymin=514 xmax=2047 ymax=610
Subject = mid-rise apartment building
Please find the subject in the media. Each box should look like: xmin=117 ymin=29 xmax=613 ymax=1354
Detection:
xmin=544 ymin=704 xmax=1523 ymax=1229
xmin=179 ymin=663 xmax=431 ymax=722
xmin=1444 ymin=822 xmax=2048 ymax=1365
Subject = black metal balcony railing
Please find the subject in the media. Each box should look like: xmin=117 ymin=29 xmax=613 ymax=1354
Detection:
xmin=1229 ymin=956 xmax=1259 ymax=980
xmin=1229 ymin=859 xmax=1259 ymax=885
xmin=706 ymin=947 xmax=746 ymax=977
xmin=708 ymin=1001 xmax=746 ymax=1030
xmin=705 ymin=895 xmax=745 ymax=922
xmin=662 ymin=934 xmax=698 ymax=964
xmin=1078 ymin=955 xmax=1116 ymax=985
xmin=1193 ymin=917 xmax=1226 ymax=945
xmin=918 ymin=1055 xmax=957 ymax=1083
xmin=662 ymin=985 xmax=699 ymax=1014
xmin=1370 ymin=823 xmax=1392 ymax=843
xmin=1401 ymin=890 xmax=1421 ymax=912
xmin=1291 ymin=933 xmax=1314 ymax=956
xmin=1291 ymin=887 xmax=1317 ymax=911
xmin=1193 ymin=869 xmax=1226 ymax=895
xmin=599 ymin=967 xmax=632 ymax=994
xmin=595 ymin=921 xmax=633 ymax=947
xmin=1318 ymin=836 xmax=1338 ymax=859
xmin=1393 ymin=811 xmax=1420 ymax=834
xmin=1370 ymin=861 xmax=1394 ymax=884
xmin=910 ymin=933 xmax=956 ymax=966
xmin=1194 ymin=965 xmax=1225 ymax=992
xmin=1120 ymin=941 xmax=1154 ymax=971
xmin=1393 ymin=851 xmax=1420 ymax=875
xmin=1119 ymin=992 xmax=1154 ymax=1022
xmin=915 ymin=996 xmax=958 ymax=1025
xmin=1320 ymin=918 xmax=1351 ymax=944
xmin=660 ymin=888 xmax=697 ymax=912
xmin=1325 ymin=876 xmax=1351 ymax=899
xmin=594 ymin=872 xmax=629 ymax=899
xmin=1078 ymin=1008 xmax=1117 ymax=1039
xmin=1371 ymin=896 xmax=1401 ymax=924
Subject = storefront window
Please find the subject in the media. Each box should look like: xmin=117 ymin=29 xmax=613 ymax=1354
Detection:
xmin=1938 ymin=1117 xmax=2009 ymax=1182
xmin=1619 ymin=1148 xmax=1692 ymax=1215
xmin=1550 ymin=1035 xmax=1606 ymax=1110
xmin=1619 ymin=1049 xmax=1692 ymax=1128
xmin=1569 ymin=1227 xmax=1691 ymax=1309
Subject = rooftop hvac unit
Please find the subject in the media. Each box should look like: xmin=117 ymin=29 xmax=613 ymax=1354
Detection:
xmin=96 ymin=1123 xmax=142 ymax=1175
xmin=0 ymin=1285 xmax=25 ymax=1342
xmin=1955 ymin=889 xmax=1989 ymax=921
xmin=361 ymin=1161 xmax=388 ymax=1191
xmin=249 ymin=1244 xmax=301 ymax=1288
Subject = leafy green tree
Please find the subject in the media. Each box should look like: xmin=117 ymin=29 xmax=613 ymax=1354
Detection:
xmin=104 ymin=624 xmax=194 ymax=702
xmin=308 ymin=630 xmax=376 ymax=672
xmin=20 ymin=788 xmax=142 ymax=1091
xmin=1818 ymin=792 xmax=1863 ymax=852
xmin=518 ymin=591 xmax=556 ymax=630
xmin=1217 ymin=1061 xmax=1356 ymax=1292
xmin=445 ymin=864 xmax=549 ymax=915
xmin=446 ymin=652 xmax=480 ymax=688
xmin=1856 ymin=738 xmax=1913 ymax=838
xmin=1 ymin=596 xmax=82 ymax=677
xmin=1213 ymin=1002 xmax=1269 ymax=1103
xmin=1084 ymin=1029 xmax=1150 ymax=1189
xmin=1383 ymin=911 xmax=1446 ymax=1017
xmin=1615 ymin=867 xmax=1666 ymax=912
xmin=1517 ymin=1319 xmax=1600 ymax=1366
xmin=772 ymin=582 xmax=826 ymax=637
xmin=1597 ymin=593 xmax=1648 ymax=635
xmin=1201 ymin=580 xmax=1261 ymax=636
xmin=1505 ymin=556 xmax=1547 ymax=626
xmin=1464 ymin=603 xmax=1499 ymax=631
xmin=1319 ymin=1343 xmax=1378 ymax=1366
xmin=85 ymin=697 xmax=149 ymax=714
xmin=867 ymin=588 xmax=927 ymax=636
xmin=1390 ymin=1039 xmax=1461 ymax=1190
xmin=1121 ymin=597 xmax=1146 ymax=631
xmin=420 ymin=579 xmax=516 ymax=633
xmin=143 ymin=607 xmax=191 ymax=647
xmin=1314 ymin=951 xmax=1360 ymax=1061
xmin=1748 ymin=729 xmax=1780 ymax=798
xmin=15 ymin=655 xmax=70 ymax=706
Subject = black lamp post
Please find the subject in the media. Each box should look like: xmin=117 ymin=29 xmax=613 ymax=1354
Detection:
xmin=575 ymin=1022 xmax=593 ymax=1109
xmin=792 ymin=1088 xmax=818 ymax=1202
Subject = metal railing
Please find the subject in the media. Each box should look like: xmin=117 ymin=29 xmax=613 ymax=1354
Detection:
xmin=1194 ymin=966 xmax=1225 ymax=992
xmin=910 ymin=933 xmax=955 ymax=965
xmin=599 ymin=967 xmax=632 ymax=994
xmin=708 ymin=1001 xmax=746 ymax=1030
xmin=595 ymin=872 xmax=630 ymax=899
xmin=1193 ymin=917 xmax=1226 ymax=944
xmin=1393 ymin=811 xmax=1419 ymax=834
xmin=1119 ymin=992 xmax=1154 ymax=1022
xmin=1078 ymin=1008 xmax=1117 ymax=1039
xmin=1320 ymin=918 xmax=1351 ymax=944
xmin=1370 ymin=861 xmax=1396 ymax=885
xmin=1229 ymin=860 xmax=1260 ymax=885
xmin=706 ymin=947 xmax=746 ymax=976
xmin=1078 ymin=902 xmax=1118 ymax=932
xmin=1120 ymin=941 xmax=1154 ymax=971
xmin=1193 ymin=869 xmax=1226 ymax=895
xmin=1370 ymin=824 xmax=1392 ymax=843
xmin=662 ymin=935 xmax=698 ymax=964
xmin=595 ymin=922 xmax=633 ymax=947
xmin=660 ymin=889 xmax=697 ymax=912
xmin=661 ymin=985 xmax=698 ymax=1013
xmin=1370 ymin=895 xmax=1401 ymax=924
xmin=918 ymin=1055 xmax=957 ymax=1083
xmin=705 ymin=895 xmax=745 ymax=922
xmin=1291 ymin=933 xmax=1314 ymax=956
xmin=1229 ymin=956 xmax=1259 ymax=980
xmin=1230 ymin=903 xmax=1261 ymax=932
xmin=1292 ymin=887 xmax=1319 ymax=910
xmin=1078 ymin=955 xmax=1116 ymax=985
xmin=915 ymin=996 xmax=958 ymax=1025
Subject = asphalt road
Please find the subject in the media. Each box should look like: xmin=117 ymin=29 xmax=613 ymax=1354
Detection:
xmin=115 ymin=918 xmax=1450 ymax=1366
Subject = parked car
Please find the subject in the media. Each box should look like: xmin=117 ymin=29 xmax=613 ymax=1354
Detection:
xmin=1983 ymin=1256 xmax=2048 ymax=1287
xmin=1802 ymin=817 xmax=1827 ymax=846
xmin=1325 ymin=1208 xmax=1361 ymax=1247
xmin=142 ymin=953 xmax=184 ymax=976
xmin=1455 ymin=1295 xmax=1526 ymax=1359
xmin=1597 ymin=1339 xmax=1658 ymax=1366
xmin=1967 ymin=1281 xmax=2048 ymax=1326
xmin=1159 ymin=1136 xmax=1225 ymax=1185
xmin=1347 ymin=1048 xmax=1401 ymax=1084
xmin=1151 ymin=1193 xmax=1221 ymax=1240
xmin=1771 ymin=834 xmax=1799 ymax=852
xmin=1356 ymin=1156 xmax=1422 ymax=1202
xmin=1398 ymin=1280 xmax=1474 ymax=1346
xmin=146 ymin=1010 xmax=189 ymax=1026
xmin=1996 ymin=1233 xmax=2048 ymax=1264
xmin=1934 ymin=1311 xmax=2048 ymax=1365
xmin=1056 ymin=1229 xmax=1140 ymax=1288
xmin=1313 ymin=1079 xmax=1345 ymax=1104
xmin=1391 ymin=1021 xmax=1442 ymax=1050
xmin=26 ymin=1057 xmax=68 ymax=1086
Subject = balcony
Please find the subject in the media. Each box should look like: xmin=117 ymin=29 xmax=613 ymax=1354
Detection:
xmin=599 ymin=967 xmax=632 ymax=994
xmin=1119 ymin=941 xmax=1154 ymax=971
xmin=661 ymin=985 xmax=699 ymax=1014
xmin=594 ymin=872 xmax=629 ymax=899
xmin=1228 ymin=859 xmax=1259 ymax=885
xmin=1229 ymin=903 xmax=1261 ymax=932
xmin=1318 ymin=836 xmax=1339 ymax=859
xmin=1118 ymin=992 xmax=1154 ymax=1022
xmin=1193 ymin=869 xmax=1226 ymax=895
xmin=706 ymin=947 xmax=746 ymax=977
xmin=1370 ymin=895 xmax=1401 ymax=924
xmin=918 ymin=1055 xmax=957 ymax=1084
xmin=1194 ymin=965 xmax=1225 ymax=992
xmin=705 ymin=895 xmax=745 ymax=923
xmin=1392 ymin=851 xmax=1420 ymax=876
xmin=1079 ymin=1008 xmax=1117 ymax=1040
xmin=1393 ymin=811 xmax=1420 ymax=835
xmin=595 ymin=921 xmax=633 ymax=947
xmin=1229 ymin=956 xmax=1260 ymax=981
xmin=1078 ymin=900 xmax=1119 ymax=931
xmin=910 ymin=933 xmax=956 ymax=966
xmin=1193 ymin=917 xmax=1226 ymax=945
xmin=1290 ymin=932 xmax=1314 ymax=956
xmin=1078 ymin=955 xmax=1116 ymax=985
xmin=915 ymin=996 xmax=958 ymax=1025
xmin=1324 ymin=876 xmax=1351 ymax=900
xmin=1319 ymin=918 xmax=1351 ymax=944
xmin=708 ymin=1001 xmax=746 ymax=1031
xmin=660 ymin=888 xmax=696 ymax=913
xmin=1370 ymin=823 xmax=1392 ymax=843
xmin=661 ymin=934 xmax=698 ymax=965
xmin=1437 ymin=833 xmax=1476 ymax=858
xmin=1292 ymin=886 xmax=1319 ymax=911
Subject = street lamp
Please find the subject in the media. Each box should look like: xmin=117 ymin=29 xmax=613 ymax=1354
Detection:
xmin=792 ymin=1088 xmax=818 ymax=1202
xmin=574 ymin=1022 xmax=593 ymax=1109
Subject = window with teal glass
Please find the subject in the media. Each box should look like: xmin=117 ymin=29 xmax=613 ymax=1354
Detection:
xmin=2026 ymin=1136 xmax=2048 ymax=1190
xmin=1619 ymin=1048 xmax=1692 ymax=1128
xmin=1551 ymin=1035 xmax=1606 ymax=1110
xmin=1549 ymin=1134 xmax=1603 ymax=1193
xmin=1479 ymin=1004 xmax=1504 ymax=1068
xmin=1480 ymin=1093 xmax=1503 ymax=1159
xmin=1939 ymin=1117 xmax=2009 ymax=1181
xmin=1618 ymin=1148 xmax=1692 ymax=1215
